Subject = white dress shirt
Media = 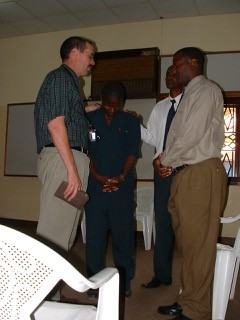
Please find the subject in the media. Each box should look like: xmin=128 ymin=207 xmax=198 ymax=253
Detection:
xmin=141 ymin=93 xmax=182 ymax=159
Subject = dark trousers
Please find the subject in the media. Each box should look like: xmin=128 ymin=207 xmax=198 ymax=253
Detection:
xmin=85 ymin=201 xmax=135 ymax=290
xmin=153 ymin=171 xmax=174 ymax=282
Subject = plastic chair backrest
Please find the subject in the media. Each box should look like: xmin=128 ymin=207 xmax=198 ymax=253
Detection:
xmin=221 ymin=214 xmax=240 ymax=260
xmin=134 ymin=187 xmax=154 ymax=213
xmin=134 ymin=187 xmax=155 ymax=250
xmin=0 ymin=225 xmax=118 ymax=320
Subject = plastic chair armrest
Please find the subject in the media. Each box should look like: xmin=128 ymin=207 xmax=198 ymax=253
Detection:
xmin=220 ymin=214 xmax=240 ymax=224
xmin=88 ymin=267 xmax=118 ymax=289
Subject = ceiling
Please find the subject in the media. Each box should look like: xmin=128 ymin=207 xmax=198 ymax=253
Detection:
xmin=0 ymin=0 xmax=240 ymax=39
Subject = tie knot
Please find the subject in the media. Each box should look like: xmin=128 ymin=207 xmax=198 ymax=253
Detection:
xmin=171 ymin=99 xmax=176 ymax=105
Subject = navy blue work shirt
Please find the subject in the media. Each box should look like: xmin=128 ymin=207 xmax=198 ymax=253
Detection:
xmin=86 ymin=108 xmax=141 ymax=201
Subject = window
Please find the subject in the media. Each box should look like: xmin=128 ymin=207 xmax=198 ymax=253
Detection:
xmin=222 ymin=92 xmax=240 ymax=184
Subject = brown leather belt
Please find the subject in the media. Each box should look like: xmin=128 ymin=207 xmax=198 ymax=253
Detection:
xmin=44 ymin=143 xmax=88 ymax=155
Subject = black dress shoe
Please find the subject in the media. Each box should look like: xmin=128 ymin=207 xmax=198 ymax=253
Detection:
xmin=141 ymin=276 xmax=172 ymax=288
xmin=170 ymin=314 xmax=192 ymax=320
xmin=157 ymin=302 xmax=182 ymax=316
xmin=125 ymin=289 xmax=132 ymax=298
xmin=87 ymin=288 xmax=99 ymax=299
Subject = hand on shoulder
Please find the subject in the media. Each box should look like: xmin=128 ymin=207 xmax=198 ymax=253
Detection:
xmin=125 ymin=109 xmax=143 ymax=123
xmin=85 ymin=103 xmax=101 ymax=113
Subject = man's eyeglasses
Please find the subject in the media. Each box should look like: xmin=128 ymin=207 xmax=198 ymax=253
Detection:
xmin=83 ymin=50 xmax=95 ymax=60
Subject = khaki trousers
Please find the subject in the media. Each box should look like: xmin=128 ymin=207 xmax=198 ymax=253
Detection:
xmin=37 ymin=147 xmax=89 ymax=251
xmin=169 ymin=158 xmax=227 ymax=320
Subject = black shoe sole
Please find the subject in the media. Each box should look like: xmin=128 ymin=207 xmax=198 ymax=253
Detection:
xmin=141 ymin=281 xmax=172 ymax=288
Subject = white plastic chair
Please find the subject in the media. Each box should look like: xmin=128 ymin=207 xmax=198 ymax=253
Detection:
xmin=134 ymin=187 xmax=155 ymax=250
xmin=212 ymin=214 xmax=240 ymax=320
xmin=0 ymin=225 xmax=119 ymax=320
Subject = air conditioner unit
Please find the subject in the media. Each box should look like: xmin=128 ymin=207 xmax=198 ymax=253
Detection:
xmin=90 ymin=47 xmax=160 ymax=100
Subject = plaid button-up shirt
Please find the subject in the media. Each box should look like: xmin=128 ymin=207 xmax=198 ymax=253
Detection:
xmin=34 ymin=64 xmax=89 ymax=154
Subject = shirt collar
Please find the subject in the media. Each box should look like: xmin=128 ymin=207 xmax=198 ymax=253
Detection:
xmin=185 ymin=75 xmax=205 ymax=94
xmin=169 ymin=92 xmax=183 ymax=109
xmin=62 ymin=64 xmax=80 ymax=83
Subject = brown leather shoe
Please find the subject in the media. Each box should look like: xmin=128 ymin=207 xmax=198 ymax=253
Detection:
xmin=141 ymin=276 xmax=172 ymax=288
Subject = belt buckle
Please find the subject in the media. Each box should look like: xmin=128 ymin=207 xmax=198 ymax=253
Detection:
xmin=79 ymin=147 xmax=88 ymax=155
xmin=72 ymin=146 xmax=88 ymax=155
xmin=173 ymin=164 xmax=188 ymax=174
xmin=174 ymin=166 xmax=181 ymax=174
xmin=174 ymin=167 xmax=179 ymax=174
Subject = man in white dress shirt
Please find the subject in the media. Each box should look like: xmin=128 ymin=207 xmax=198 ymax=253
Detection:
xmin=141 ymin=65 xmax=183 ymax=288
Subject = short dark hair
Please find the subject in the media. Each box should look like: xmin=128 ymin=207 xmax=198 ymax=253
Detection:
xmin=60 ymin=36 xmax=94 ymax=60
xmin=101 ymin=81 xmax=127 ymax=102
xmin=175 ymin=47 xmax=205 ymax=72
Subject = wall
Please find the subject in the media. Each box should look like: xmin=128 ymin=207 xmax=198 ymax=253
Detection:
xmin=0 ymin=13 xmax=240 ymax=235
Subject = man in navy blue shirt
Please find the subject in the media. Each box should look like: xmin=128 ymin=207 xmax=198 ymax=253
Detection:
xmin=85 ymin=81 xmax=141 ymax=298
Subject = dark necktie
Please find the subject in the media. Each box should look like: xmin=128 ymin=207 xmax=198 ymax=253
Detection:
xmin=163 ymin=99 xmax=176 ymax=151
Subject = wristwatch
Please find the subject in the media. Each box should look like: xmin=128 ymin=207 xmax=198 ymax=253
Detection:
xmin=120 ymin=174 xmax=125 ymax=182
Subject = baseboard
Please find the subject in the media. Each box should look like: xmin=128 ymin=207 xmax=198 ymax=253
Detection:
xmin=0 ymin=217 xmax=37 ymax=229
xmin=219 ymin=237 xmax=235 ymax=246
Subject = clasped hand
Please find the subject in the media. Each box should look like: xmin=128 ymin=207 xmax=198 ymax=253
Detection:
xmin=153 ymin=154 xmax=172 ymax=177
xmin=96 ymin=174 xmax=122 ymax=192
xmin=103 ymin=177 xmax=120 ymax=192
xmin=103 ymin=176 xmax=122 ymax=192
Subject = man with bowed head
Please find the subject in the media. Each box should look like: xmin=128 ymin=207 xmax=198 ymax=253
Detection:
xmin=157 ymin=47 xmax=227 ymax=320
xmin=85 ymin=81 xmax=141 ymax=299
xmin=141 ymin=65 xmax=183 ymax=289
